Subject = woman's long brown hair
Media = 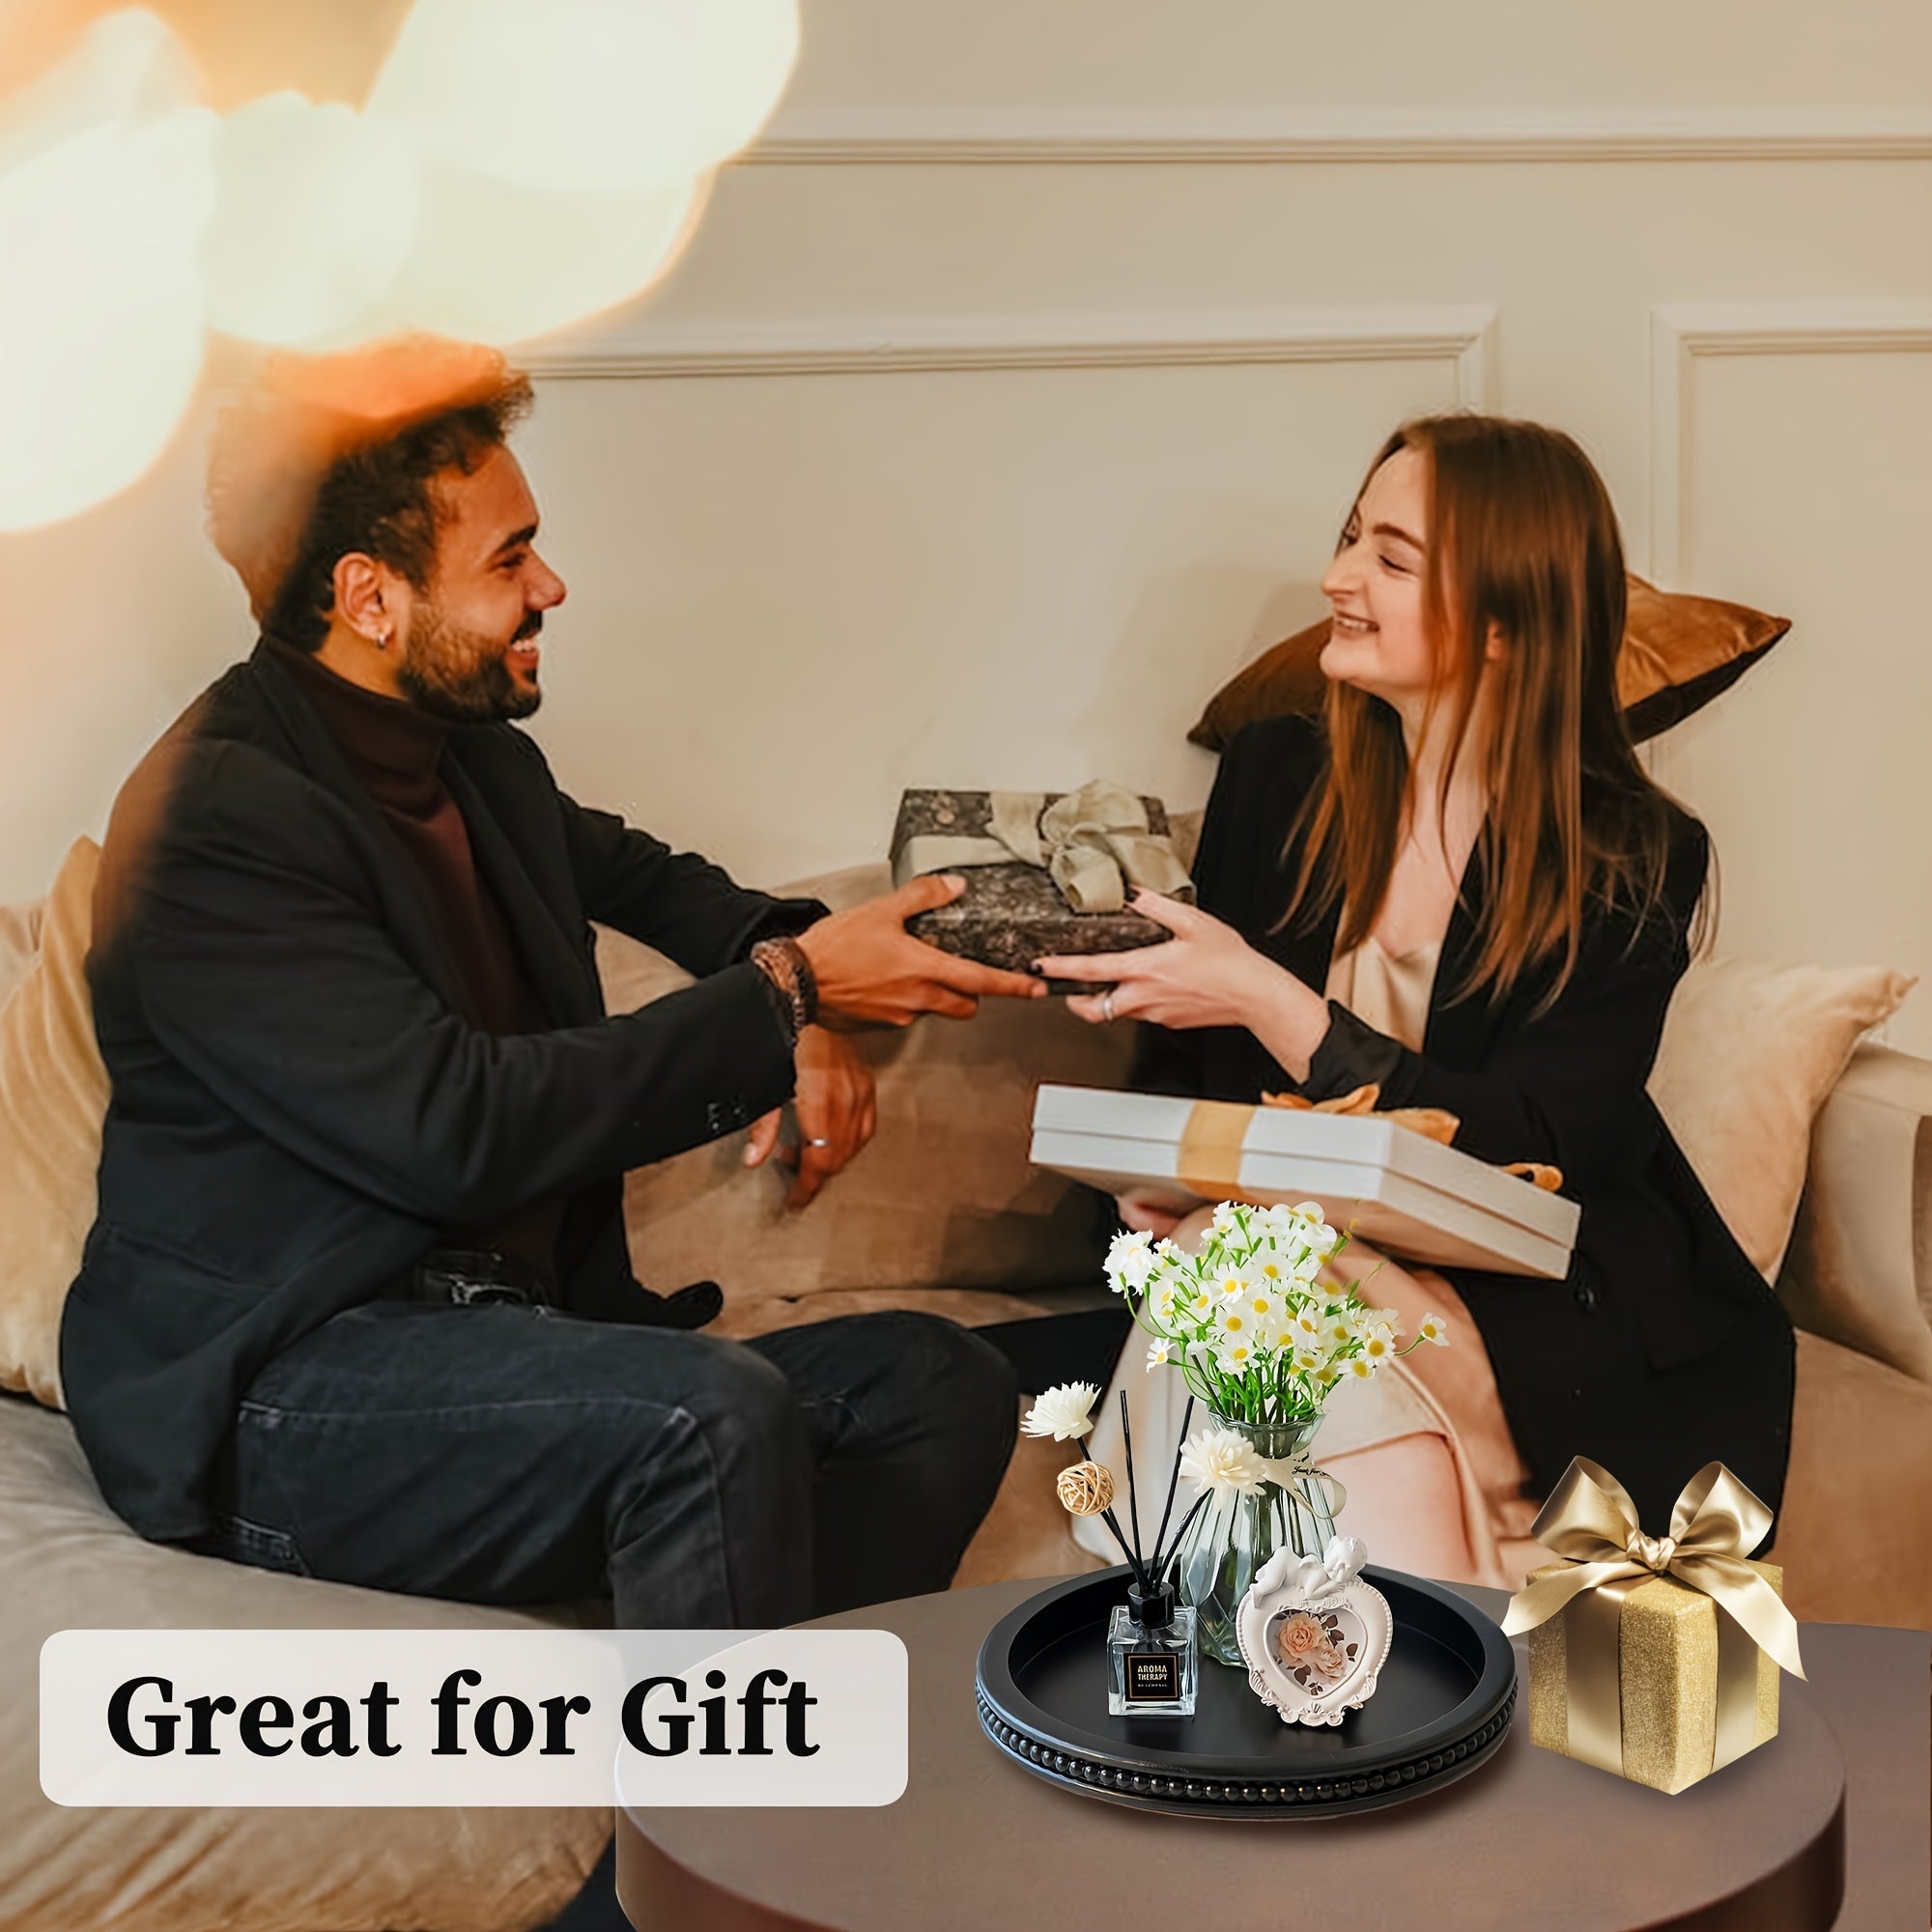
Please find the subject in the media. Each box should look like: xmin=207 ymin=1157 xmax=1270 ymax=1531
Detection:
xmin=1282 ymin=413 xmax=1684 ymax=1010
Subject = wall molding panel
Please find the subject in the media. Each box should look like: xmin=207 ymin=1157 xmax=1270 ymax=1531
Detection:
xmin=1649 ymin=302 xmax=1932 ymax=581
xmin=525 ymin=304 xmax=1500 ymax=401
xmin=749 ymin=106 xmax=1932 ymax=168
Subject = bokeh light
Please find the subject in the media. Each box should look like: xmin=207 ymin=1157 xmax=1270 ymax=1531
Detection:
xmin=0 ymin=12 xmax=214 ymax=531
xmin=368 ymin=156 xmax=705 ymax=347
xmin=201 ymin=91 xmax=419 ymax=347
xmin=0 ymin=0 xmax=804 ymax=523
xmin=368 ymin=0 xmax=799 ymax=195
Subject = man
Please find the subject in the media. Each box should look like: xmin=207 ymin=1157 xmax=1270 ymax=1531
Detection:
xmin=63 ymin=337 xmax=1042 ymax=1633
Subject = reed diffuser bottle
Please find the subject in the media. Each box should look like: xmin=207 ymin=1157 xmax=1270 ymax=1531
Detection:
xmin=1037 ymin=1385 xmax=1205 ymax=1720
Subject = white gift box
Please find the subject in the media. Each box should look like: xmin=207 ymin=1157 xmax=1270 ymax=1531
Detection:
xmin=1030 ymin=1084 xmax=1579 ymax=1279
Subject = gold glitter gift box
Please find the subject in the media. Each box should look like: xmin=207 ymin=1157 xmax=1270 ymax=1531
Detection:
xmin=1504 ymin=1458 xmax=1805 ymax=1797
xmin=1524 ymin=1557 xmax=1783 ymax=1794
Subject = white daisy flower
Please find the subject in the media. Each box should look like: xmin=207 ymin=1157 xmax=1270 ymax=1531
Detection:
xmin=1416 ymin=1313 xmax=1451 ymax=1347
xmin=1021 ymin=1381 xmax=1100 ymax=1441
xmin=1210 ymin=1201 xmax=1243 ymax=1236
xmin=1215 ymin=1266 xmax=1256 ymax=1307
xmin=1145 ymin=1338 xmax=1177 ymax=1371
xmin=1215 ymin=1336 xmax=1258 ymax=1371
xmin=1105 ymin=1229 xmax=1157 ymax=1293
xmin=1360 ymin=1330 xmax=1394 ymax=1364
xmin=1214 ymin=1299 xmax=1258 ymax=1339
xmin=1180 ymin=1280 xmax=1219 ymax=1321
xmin=1179 ymin=1425 xmax=1266 ymax=1495
xmin=1346 ymin=1356 xmax=1377 ymax=1380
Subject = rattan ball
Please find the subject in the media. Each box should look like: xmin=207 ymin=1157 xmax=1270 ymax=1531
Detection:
xmin=1055 ymin=1460 xmax=1115 ymax=1518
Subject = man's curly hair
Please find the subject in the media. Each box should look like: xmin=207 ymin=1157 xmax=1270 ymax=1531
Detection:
xmin=207 ymin=337 xmax=533 ymax=650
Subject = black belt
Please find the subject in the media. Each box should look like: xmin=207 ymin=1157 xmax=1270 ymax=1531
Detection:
xmin=402 ymin=1246 xmax=557 ymax=1309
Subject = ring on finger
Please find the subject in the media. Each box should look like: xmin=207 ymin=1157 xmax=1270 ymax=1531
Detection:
xmin=1100 ymin=990 xmax=1117 ymax=1023
xmin=805 ymin=1137 xmax=833 ymax=1148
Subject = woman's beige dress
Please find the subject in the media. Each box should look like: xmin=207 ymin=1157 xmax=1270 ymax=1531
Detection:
xmin=1075 ymin=938 xmax=1548 ymax=1590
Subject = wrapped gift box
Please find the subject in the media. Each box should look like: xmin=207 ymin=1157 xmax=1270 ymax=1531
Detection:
xmin=889 ymin=787 xmax=1191 ymax=979
xmin=1029 ymin=1084 xmax=1579 ymax=1277
xmin=1525 ymin=1558 xmax=1783 ymax=1794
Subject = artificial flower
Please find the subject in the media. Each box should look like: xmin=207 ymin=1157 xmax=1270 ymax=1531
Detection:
xmin=1276 ymin=1610 xmax=1349 ymax=1679
xmin=1145 ymin=1338 xmax=1176 ymax=1371
xmin=1215 ymin=1265 xmax=1254 ymax=1306
xmin=1415 ymin=1312 xmax=1450 ymax=1346
xmin=1105 ymin=1228 xmax=1157 ymax=1293
xmin=1179 ymin=1425 xmax=1266 ymax=1495
xmin=1021 ymin=1381 xmax=1099 ymax=1441
xmin=1346 ymin=1356 xmax=1376 ymax=1379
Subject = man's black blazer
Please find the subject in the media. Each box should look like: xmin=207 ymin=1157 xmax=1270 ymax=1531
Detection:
xmin=62 ymin=640 xmax=822 ymax=1543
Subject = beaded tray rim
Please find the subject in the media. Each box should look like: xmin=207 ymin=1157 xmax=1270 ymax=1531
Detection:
xmin=974 ymin=1566 xmax=1518 ymax=1821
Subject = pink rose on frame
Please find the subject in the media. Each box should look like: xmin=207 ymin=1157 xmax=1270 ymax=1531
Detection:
xmin=1277 ymin=1611 xmax=1347 ymax=1680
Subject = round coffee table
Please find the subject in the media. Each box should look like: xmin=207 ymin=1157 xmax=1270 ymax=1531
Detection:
xmin=616 ymin=1577 xmax=1847 ymax=1932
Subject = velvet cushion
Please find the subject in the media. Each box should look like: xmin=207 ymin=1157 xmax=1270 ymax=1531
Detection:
xmin=1647 ymin=959 xmax=1916 ymax=1286
xmin=1188 ymin=575 xmax=1790 ymax=751
xmin=0 ymin=1397 xmax=607 ymax=1932
xmin=1777 ymin=1045 xmax=1932 ymax=1387
xmin=0 ymin=897 xmax=41 ymax=1008
xmin=0 ymin=839 xmax=109 ymax=1409
xmin=611 ymin=863 xmax=1141 ymax=1328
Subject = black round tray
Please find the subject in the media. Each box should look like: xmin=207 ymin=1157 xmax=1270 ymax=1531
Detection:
xmin=976 ymin=1565 xmax=1517 ymax=1819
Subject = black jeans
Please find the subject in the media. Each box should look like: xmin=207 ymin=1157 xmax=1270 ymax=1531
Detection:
xmin=193 ymin=1300 xmax=1019 ymax=1628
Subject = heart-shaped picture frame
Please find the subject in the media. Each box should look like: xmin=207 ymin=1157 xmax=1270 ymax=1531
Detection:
xmin=1236 ymin=1536 xmax=1393 ymax=1728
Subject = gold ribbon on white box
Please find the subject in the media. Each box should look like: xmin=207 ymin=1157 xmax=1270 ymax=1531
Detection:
xmin=892 ymin=781 xmax=1192 ymax=916
xmin=1501 ymin=1457 xmax=1805 ymax=1779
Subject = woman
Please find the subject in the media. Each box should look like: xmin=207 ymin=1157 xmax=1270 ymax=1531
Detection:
xmin=1039 ymin=414 xmax=1794 ymax=1582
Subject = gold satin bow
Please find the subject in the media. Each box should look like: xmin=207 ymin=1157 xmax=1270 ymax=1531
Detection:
xmin=1502 ymin=1457 xmax=1804 ymax=1779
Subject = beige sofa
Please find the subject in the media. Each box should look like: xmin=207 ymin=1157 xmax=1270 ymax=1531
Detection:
xmin=2 ymin=856 xmax=1929 ymax=1931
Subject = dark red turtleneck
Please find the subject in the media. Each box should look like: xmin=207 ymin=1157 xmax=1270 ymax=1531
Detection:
xmin=269 ymin=638 xmax=564 ymax=1284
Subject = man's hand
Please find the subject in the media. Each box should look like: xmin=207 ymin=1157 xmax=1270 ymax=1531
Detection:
xmin=796 ymin=874 xmax=1045 ymax=1027
xmin=743 ymin=1027 xmax=876 ymax=1208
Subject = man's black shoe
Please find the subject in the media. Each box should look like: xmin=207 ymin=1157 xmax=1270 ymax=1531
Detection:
xmin=651 ymin=1280 xmax=724 ymax=1330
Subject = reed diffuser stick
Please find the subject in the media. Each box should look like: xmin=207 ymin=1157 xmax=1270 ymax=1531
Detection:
xmin=1148 ymin=1394 xmax=1195 ymax=1577
xmin=1118 ymin=1388 xmax=1143 ymax=1580
xmin=1159 ymin=1492 xmax=1210 ymax=1587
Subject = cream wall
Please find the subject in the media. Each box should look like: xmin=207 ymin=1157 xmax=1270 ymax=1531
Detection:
xmin=2 ymin=2 xmax=1930 ymax=1040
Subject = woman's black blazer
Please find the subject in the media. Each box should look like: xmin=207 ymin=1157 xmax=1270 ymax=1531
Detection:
xmin=1137 ymin=715 xmax=1795 ymax=1527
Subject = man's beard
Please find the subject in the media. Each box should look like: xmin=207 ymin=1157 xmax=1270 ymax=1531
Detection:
xmin=394 ymin=603 xmax=542 ymax=724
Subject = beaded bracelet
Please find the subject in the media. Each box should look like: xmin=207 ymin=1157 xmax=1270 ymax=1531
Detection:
xmin=750 ymin=935 xmax=818 ymax=1041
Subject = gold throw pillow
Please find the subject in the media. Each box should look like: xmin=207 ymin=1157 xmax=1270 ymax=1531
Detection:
xmin=1189 ymin=575 xmax=1789 ymax=751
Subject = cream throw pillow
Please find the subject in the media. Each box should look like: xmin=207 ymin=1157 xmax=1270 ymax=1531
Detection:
xmin=0 ymin=838 xmax=107 ymax=1408
xmin=0 ymin=896 xmax=42 ymax=1008
xmin=1649 ymin=958 xmax=1916 ymax=1284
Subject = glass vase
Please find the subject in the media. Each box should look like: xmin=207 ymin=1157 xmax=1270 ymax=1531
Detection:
xmin=1173 ymin=1412 xmax=1341 ymax=1667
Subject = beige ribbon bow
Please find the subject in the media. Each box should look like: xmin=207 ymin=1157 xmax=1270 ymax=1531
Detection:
xmin=1502 ymin=1456 xmax=1804 ymax=1777
xmin=1250 ymin=1446 xmax=1350 ymax=1524
xmin=893 ymin=781 xmax=1193 ymax=915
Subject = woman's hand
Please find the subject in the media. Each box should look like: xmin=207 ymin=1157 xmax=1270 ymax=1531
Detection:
xmin=1035 ymin=891 xmax=1293 ymax=1029
xmin=1116 ymin=1190 xmax=1185 ymax=1239
xmin=1036 ymin=890 xmax=1332 ymax=1079
xmin=743 ymin=1027 xmax=877 ymax=1208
